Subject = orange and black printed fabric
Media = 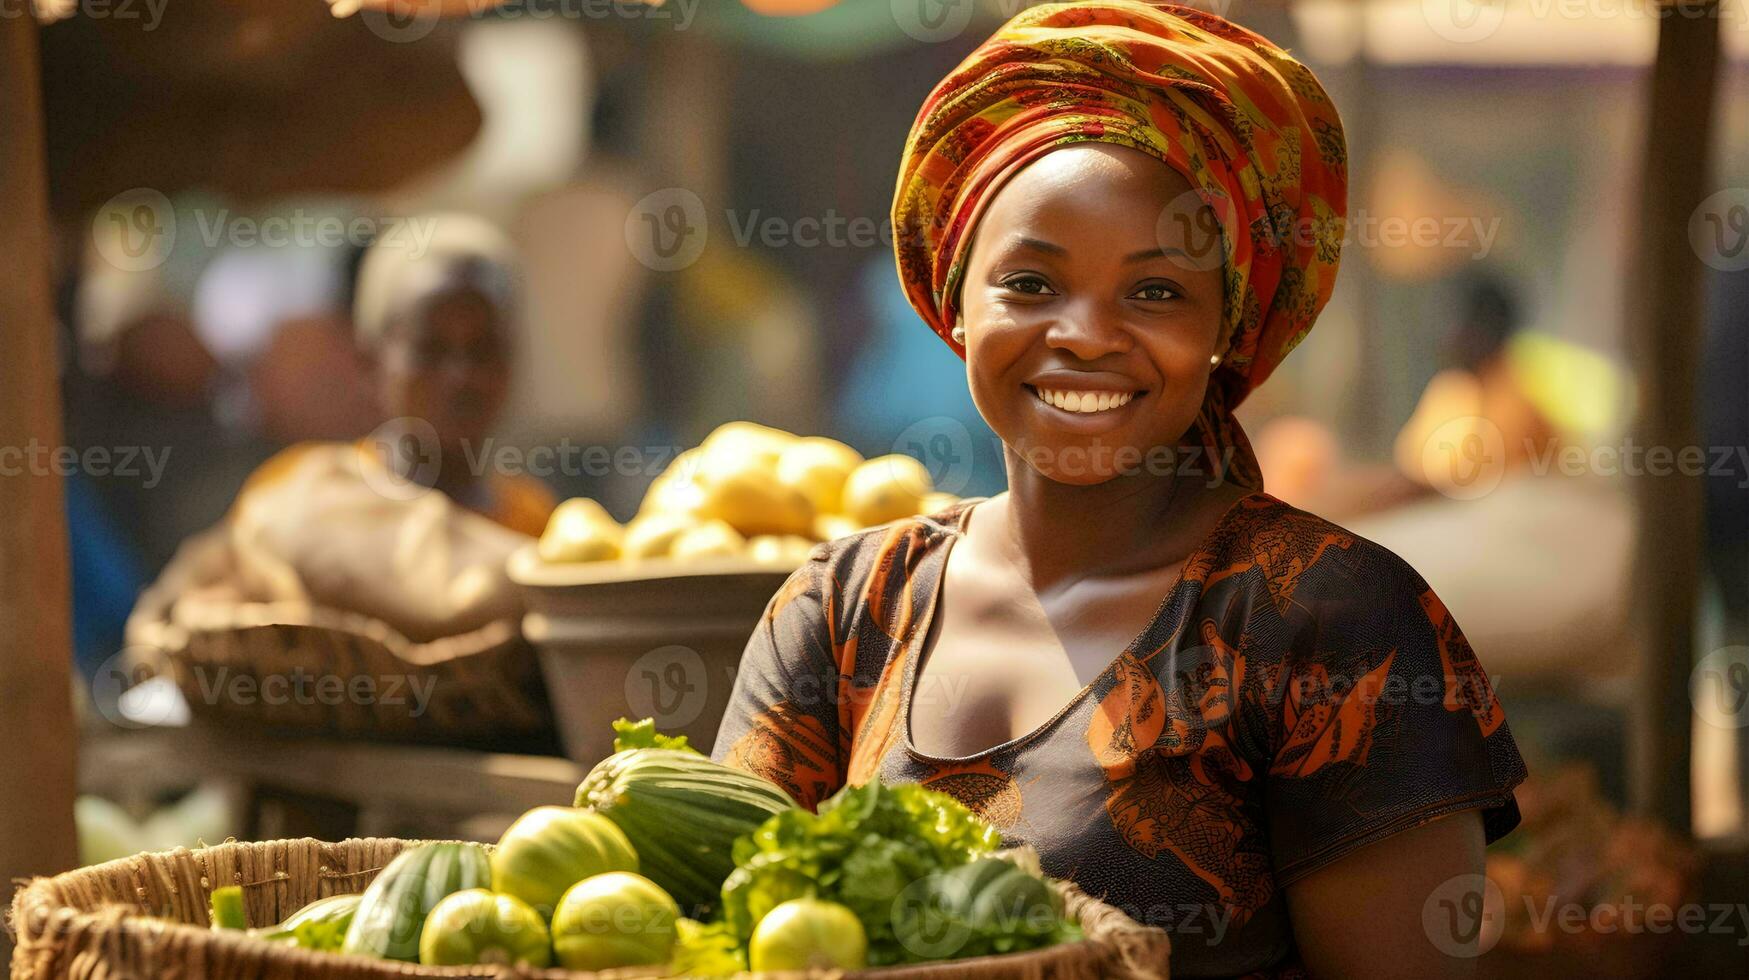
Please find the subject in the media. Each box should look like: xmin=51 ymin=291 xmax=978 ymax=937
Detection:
xmin=713 ymin=493 xmax=1527 ymax=978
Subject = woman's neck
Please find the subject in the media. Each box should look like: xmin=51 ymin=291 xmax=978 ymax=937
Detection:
xmin=983 ymin=444 xmax=1254 ymax=592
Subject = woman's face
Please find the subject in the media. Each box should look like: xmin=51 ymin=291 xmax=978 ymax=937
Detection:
xmin=375 ymin=285 xmax=510 ymax=457
xmin=959 ymin=143 xmax=1227 ymax=485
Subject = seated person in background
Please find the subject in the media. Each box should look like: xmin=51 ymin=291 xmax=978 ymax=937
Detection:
xmin=135 ymin=214 xmax=555 ymax=643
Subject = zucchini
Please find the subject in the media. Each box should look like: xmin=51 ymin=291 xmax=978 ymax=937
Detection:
xmin=340 ymin=842 xmax=491 ymax=962
xmin=575 ymin=748 xmax=795 ymax=917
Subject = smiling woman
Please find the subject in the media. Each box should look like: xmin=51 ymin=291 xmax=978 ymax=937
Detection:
xmin=714 ymin=3 xmax=1526 ymax=978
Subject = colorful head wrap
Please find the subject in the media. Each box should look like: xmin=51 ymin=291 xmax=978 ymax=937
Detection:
xmin=892 ymin=1 xmax=1347 ymax=489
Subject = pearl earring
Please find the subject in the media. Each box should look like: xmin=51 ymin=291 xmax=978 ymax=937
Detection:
xmin=1209 ymin=353 xmax=1223 ymax=367
xmin=951 ymin=323 xmax=967 ymax=344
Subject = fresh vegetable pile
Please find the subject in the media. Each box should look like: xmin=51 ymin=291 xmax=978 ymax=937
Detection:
xmin=206 ymin=718 xmax=1081 ymax=974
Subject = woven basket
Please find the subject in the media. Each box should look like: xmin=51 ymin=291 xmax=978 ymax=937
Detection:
xmin=10 ymin=838 xmax=1170 ymax=980
xmin=127 ymin=598 xmax=556 ymax=752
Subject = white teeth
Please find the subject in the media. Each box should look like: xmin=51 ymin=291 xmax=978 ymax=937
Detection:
xmin=1035 ymin=388 xmax=1135 ymax=413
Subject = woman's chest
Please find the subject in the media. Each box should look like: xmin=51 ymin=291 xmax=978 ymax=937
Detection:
xmin=906 ymin=555 xmax=1187 ymax=759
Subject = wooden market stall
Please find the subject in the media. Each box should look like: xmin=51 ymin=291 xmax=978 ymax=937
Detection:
xmin=2 ymin=0 xmax=1742 ymax=971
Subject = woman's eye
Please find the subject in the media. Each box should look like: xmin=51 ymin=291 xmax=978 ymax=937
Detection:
xmin=999 ymin=274 xmax=1055 ymax=296
xmin=1131 ymin=283 xmax=1179 ymax=302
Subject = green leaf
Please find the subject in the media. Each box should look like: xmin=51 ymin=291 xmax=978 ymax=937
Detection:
xmin=610 ymin=717 xmax=698 ymax=755
xmin=671 ymin=917 xmax=747 ymax=976
xmin=209 ymin=886 xmax=247 ymax=930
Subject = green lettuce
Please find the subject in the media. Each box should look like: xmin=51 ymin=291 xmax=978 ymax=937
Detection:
xmin=721 ymin=780 xmax=1002 ymax=966
xmin=670 ymin=917 xmax=747 ymax=976
xmin=610 ymin=717 xmax=698 ymax=755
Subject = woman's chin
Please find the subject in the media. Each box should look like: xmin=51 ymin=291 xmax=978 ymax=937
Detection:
xmin=1008 ymin=435 xmax=1146 ymax=486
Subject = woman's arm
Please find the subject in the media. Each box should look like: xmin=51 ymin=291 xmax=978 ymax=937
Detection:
xmin=711 ymin=555 xmax=846 ymax=810
xmin=1285 ymin=809 xmax=1486 ymax=979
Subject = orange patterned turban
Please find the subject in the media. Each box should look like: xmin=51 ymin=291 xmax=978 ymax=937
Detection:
xmin=892 ymin=1 xmax=1347 ymax=489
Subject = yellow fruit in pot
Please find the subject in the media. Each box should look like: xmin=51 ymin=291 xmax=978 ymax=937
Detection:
xmin=695 ymin=455 xmax=814 ymax=537
xmin=622 ymin=512 xmax=698 ymax=560
xmin=669 ymin=520 xmax=746 ymax=560
xmin=699 ymin=420 xmax=797 ymax=470
xmin=748 ymin=534 xmax=815 ymax=564
xmin=639 ymin=448 xmax=706 ymax=517
xmin=539 ymin=498 xmax=623 ymax=563
xmin=775 ymin=437 xmax=863 ymax=515
xmin=811 ymin=513 xmax=862 ymax=542
xmin=842 ymin=455 xmax=933 ymax=527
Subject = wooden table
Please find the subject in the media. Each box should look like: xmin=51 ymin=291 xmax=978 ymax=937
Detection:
xmin=80 ymin=723 xmax=582 ymax=844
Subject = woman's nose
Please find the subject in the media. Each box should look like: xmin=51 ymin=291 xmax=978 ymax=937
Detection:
xmin=1043 ymin=299 xmax=1132 ymax=360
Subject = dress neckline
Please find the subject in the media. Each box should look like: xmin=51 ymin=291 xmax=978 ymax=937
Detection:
xmin=898 ymin=488 xmax=1270 ymax=765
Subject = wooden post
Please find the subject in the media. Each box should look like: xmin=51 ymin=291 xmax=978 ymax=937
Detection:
xmin=1625 ymin=1 xmax=1721 ymax=832
xmin=0 ymin=12 xmax=80 ymax=959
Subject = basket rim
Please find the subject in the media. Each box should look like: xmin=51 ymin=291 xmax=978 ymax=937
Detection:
xmin=507 ymin=545 xmax=803 ymax=589
xmin=132 ymin=599 xmax=527 ymax=669
xmin=11 ymin=836 xmax=1168 ymax=980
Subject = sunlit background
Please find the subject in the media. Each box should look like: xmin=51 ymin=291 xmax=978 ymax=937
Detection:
xmin=11 ymin=0 xmax=1747 ymax=972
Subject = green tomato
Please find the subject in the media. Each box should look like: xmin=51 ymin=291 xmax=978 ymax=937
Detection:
xmin=492 ymin=806 xmax=639 ymax=918
xmin=550 ymin=872 xmax=680 ymax=972
xmin=417 ymin=889 xmax=552 ymax=967
xmin=749 ymin=898 xmax=868 ymax=972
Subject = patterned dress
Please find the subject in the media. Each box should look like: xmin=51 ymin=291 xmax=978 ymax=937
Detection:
xmin=713 ymin=493 xmax=1527 ymax=977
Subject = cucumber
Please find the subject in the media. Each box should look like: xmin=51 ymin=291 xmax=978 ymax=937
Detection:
xmin=340 ymin=842 xmax=491 ymax=962
xmin=575 ymin=748 xmax=795 ymax=917
xmin=253 ymin=893 xmax=362 ymax=951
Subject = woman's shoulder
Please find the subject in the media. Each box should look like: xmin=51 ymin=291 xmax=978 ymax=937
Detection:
xmin=780 ymin=502 xmax=970 ymax=620
xmin=1201 ymin=491 xmax=1435 ymax=613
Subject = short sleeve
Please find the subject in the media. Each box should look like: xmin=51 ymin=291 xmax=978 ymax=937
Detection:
xmin=1263 ymin=538 xmax=1527 ymax=885
xmin=711 ymin=553 xmax=846 ymax=810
